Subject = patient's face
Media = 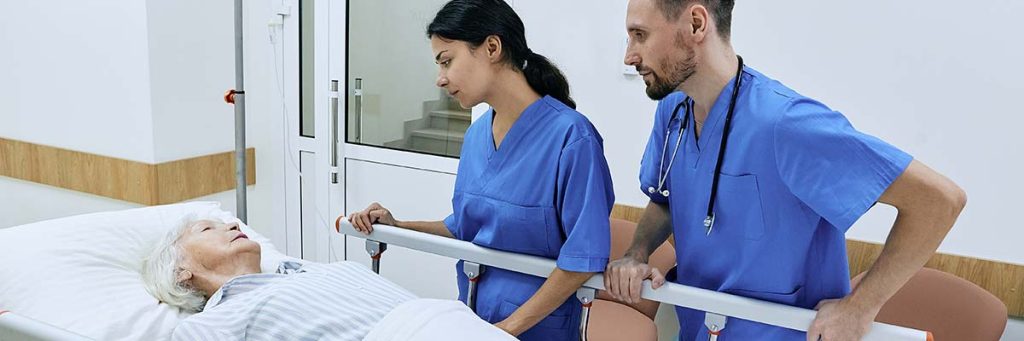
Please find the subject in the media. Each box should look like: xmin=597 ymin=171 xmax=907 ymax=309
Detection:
xmin=177 ymin=220 xmax=261 ymax=277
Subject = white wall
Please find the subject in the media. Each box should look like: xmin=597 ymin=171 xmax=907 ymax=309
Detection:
xmin=0 ymin=0 xmax=157 ymax=163
xmin=513 ymin=0 xmax=1024 ymax=265
xmin=733 ymin=1 xmax=1024 ymax=266
xmin=146 ymin=0 xmax=238 ymax=163
xmin=0 ymin=0 xmax=276 ymax=239
xmin=142 ymin=0 xmax=278 ymax=236
xmin=0 ymin=177 xmax=140 ymax=228
xmin=0 ymin=177 xmax=264 ymax=235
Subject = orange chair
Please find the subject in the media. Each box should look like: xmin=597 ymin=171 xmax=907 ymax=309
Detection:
xmin=586 ymin=218 xmax=676 ymax=341
xmin=851 ymin=268 xmax=1007 ymax=341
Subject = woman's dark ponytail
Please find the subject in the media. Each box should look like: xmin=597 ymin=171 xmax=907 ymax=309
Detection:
xmin=427 ymin=0 xmax=576 ymax=109
xmin=521 ymin=51 xmax=575 ymax=109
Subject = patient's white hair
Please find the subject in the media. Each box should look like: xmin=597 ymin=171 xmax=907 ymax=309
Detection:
xmin=141 ymin=212 xmax=222 ymax=313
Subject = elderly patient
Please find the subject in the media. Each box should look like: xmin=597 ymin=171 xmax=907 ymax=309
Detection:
xmin=141 ymin=215 xmax=415 ymax=341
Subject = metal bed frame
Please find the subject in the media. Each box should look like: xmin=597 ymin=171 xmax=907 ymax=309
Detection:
xmin=334 ymin=219 xmax=930 ymax=341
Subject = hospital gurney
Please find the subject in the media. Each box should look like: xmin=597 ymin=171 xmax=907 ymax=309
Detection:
xmin=0 ymin=202 xmax=520 ymax=341
xmin=335 ymin=219 xmax=932 ymax=341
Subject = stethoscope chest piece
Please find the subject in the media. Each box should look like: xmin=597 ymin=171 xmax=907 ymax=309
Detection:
xmin=704 ymin=214 xmax=716 ymax=236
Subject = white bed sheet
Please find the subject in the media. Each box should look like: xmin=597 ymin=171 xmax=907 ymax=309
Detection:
xmin=364 ymin=298 xmax=517 ymax=341
xmin=0 ymin=203 xmax=515 ymax=341
xmin=0 ymin=202 xmax=295 ymax=340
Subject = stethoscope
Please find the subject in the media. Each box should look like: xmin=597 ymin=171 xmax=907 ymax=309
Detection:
xmin=648 ymin=55 xmax=744 ymax=236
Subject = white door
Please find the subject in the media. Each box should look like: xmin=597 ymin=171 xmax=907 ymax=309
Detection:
xmin=273 ymin=0 xmax=339 ymax=262
xmin=277 ymin=0 xmax=487 ymax=299
xmin=334 ymin=0 xmax=483 ymax=299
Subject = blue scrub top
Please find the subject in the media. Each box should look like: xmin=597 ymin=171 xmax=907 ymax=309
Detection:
xmin=444 ymin=95 xmax=614 ymax=340
xmin=639 ymin=67 xmax=912 ymax=340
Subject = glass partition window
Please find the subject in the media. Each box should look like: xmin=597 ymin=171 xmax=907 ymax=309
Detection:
xmin=300 ymin=0 xmax=315 ymax=138
xmin=346 ymin=0 xmax=467 ymax=157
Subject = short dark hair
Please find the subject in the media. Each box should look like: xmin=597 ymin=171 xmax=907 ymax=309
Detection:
xmin=655 ymin=0 xmax=735 ymax=39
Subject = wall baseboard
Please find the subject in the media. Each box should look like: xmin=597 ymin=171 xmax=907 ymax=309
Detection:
xmin=610 ymin=204 xmax=1023 ymax=318
xmin=0 ymin=138 xmax=255 ymax=205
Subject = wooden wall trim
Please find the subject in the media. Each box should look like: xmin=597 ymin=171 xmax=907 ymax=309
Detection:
xmin=610 ymin=203 xmax=1023 ymax=318
xmin=0 ymin=138 xmax=255 ymax=205
xmin=154 ymin=148 xmax=256 ymax=205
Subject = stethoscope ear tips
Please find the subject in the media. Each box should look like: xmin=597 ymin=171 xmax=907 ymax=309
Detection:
xmin=643 ymin=186 xmax=667 ymax=196
xmin=647 ymin=186 xmax=671 ymax=196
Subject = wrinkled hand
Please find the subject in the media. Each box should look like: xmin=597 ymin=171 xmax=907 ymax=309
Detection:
xmin=603 ymin=255 xmax=666 ymax=305
xmin=347 ymin=202 xmax=397 ymax=235
xmin=807 ymin=298 xmax=878 ymax=341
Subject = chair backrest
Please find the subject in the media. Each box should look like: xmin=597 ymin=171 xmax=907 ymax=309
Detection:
xmin=851 ymin=267 xmax=1008 ymax=341
xmin=595 ymin=218 xmax=676 ymax=320
xmin=586 ymin=299 xmax=659 ymax=341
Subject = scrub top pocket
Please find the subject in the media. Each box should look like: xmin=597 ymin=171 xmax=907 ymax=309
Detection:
xmin=471 ymin=197 xmax=555 ymax=256
xmin=714 ymin=173 xmax=766 ymax=241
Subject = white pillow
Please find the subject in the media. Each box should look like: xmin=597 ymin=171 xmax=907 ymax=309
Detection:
xmin=0 ymin=202 xmax=297 ymax=340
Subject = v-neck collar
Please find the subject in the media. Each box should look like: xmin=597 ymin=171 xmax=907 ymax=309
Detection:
xmin=476 ymin=95 xmax=550 ymax=188
xmin=486 ymin=95 xmax=548 ymax=154
xmin=688 ymin=69 xmax=745 ymax=169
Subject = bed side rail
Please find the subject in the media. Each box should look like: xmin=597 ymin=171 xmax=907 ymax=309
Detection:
xmin=335 ymin=219 xmax=929 ymax=341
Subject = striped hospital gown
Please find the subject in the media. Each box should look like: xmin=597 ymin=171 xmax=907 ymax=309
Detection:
xmin=171 ymin=261 xmax=416 ymax=341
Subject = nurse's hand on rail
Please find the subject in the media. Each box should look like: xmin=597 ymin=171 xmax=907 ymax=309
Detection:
xmin=806 ymin=297 xmax=876 ymax=341
xmin=604 ymin=256 xmax=666 ymax=305
xmin=347 ymin=202 xmax=397 ymax=235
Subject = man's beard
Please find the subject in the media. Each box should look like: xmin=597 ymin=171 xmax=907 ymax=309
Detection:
xmin=645 ymin=35 xmax=697 ymax=100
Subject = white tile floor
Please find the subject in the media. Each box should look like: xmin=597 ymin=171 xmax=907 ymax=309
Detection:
xmin=1002 ymin=318 xmax=1023 ymax=341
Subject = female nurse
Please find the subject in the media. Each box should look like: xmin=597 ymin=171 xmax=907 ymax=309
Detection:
xmin=347 ymin=0 xmax=614 ymax=339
